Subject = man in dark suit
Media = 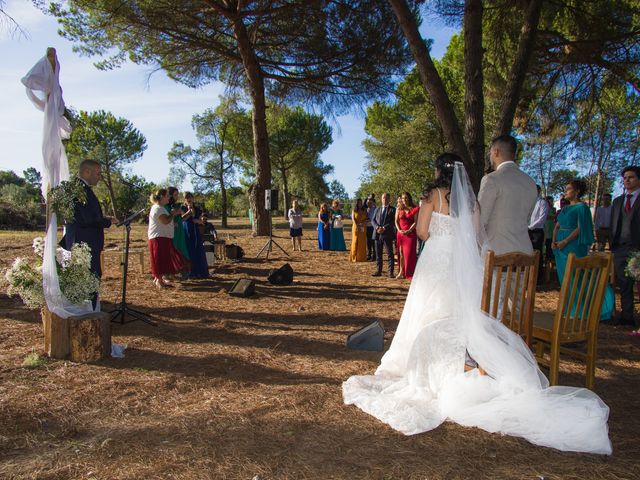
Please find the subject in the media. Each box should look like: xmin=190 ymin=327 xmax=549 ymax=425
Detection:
xmin=371 ymin=192 xmax=396 ymax=277
xmin=609 ymin=165 xmax=640 ymax=330
xmin=61 ymin=159 xmax=114 ymax=279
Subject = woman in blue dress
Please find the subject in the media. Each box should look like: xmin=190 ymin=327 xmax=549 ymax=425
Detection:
xmin=552 ymin=180 xmax=614 ymax=320
xmin=317 ymin=203 xmax=331 ymax=250
xmin=329 ymin=199 xmax=347 ymax=251
xmin=181 ymin=192 xmax=209 ymax=278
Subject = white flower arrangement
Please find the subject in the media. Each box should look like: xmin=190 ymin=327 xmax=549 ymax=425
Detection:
xmin=2 ymin=237 xmax=100 ymax=309
xmin=48 ymin=176 xmax=87 ymax=224
xmin=4 ymin=256 xmax=45 ymax=308
xmin=625 ymin=251 xmax=640 ymax=281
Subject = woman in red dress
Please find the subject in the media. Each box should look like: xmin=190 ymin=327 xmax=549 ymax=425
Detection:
xmin=148 ymin=188 xmax=185 ymax=288
xmin=395 ymin=192 xmax=420 ymax=279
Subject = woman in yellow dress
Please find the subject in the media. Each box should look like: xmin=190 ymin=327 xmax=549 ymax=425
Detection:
xmin=350 ymin=198 xmax=368 ymax=262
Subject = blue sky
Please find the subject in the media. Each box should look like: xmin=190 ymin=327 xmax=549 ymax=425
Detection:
xmin=0 ymin=1 xmax=456 ymax=196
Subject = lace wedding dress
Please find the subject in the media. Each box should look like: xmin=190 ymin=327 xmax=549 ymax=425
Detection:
xmin=343 ymin=163 xmax=612 ymax=454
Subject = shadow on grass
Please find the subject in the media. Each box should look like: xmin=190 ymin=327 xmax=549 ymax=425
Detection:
xmin=102 ymin=349 xmax=338 ymax=385
xmin=0 ymin=294 xmax=41 ymax=324
xmin=110 ymin=305 xmax=389 ymax=358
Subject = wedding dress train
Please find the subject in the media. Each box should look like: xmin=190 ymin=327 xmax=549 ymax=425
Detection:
xmin=342 ymin=164 xmax=612 ymax=455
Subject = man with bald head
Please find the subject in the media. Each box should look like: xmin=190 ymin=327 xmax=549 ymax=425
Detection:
xmin=478 ymin=135 xmax=537 ymax=255
xmin=60 ymin=159 xmax=115 ymax=280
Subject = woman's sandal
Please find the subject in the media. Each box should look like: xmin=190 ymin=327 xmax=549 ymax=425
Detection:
xmin=153 ymin=278 xmax=168 ymax=289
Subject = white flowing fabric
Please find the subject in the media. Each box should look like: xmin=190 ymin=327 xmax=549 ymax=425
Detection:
xmin=343 ymin=162 xmax=612 ymax=455
xmin=22 ymin=52 xmax=94 ymax=317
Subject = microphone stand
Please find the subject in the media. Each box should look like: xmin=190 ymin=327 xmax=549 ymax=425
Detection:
xmin=110 ymin=208 xmax=157 ymax=326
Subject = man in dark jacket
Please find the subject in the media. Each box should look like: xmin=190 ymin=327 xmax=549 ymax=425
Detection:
xmin=60 ymin=159 xmax=114 ymax=278
xmin=610 ymin=165 xmax=640 ymax=331
xmin=371 ymin=192 xmax=396 ymax=277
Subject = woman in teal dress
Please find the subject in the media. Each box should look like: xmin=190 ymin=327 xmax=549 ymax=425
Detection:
xmin=329 ymin=199 xmax=347 ymax=251
xmin=552 ymin=180 xmax=614 ymax=320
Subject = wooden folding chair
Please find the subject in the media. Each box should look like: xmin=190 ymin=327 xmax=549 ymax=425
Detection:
xmin=588 ymin=251 xmax=617 ymax=318
xmin=481 ymin=250 xmax=540 ymax=346
xmin=532 ymin=252 xmax=612 ymax=389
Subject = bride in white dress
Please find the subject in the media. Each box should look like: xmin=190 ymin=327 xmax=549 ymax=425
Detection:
xmin=343 ymin=154 xmax=612 ymax=454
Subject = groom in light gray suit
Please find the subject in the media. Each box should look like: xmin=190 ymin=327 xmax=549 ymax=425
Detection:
xmin=478 ymin=135 xmax=537 ymax=255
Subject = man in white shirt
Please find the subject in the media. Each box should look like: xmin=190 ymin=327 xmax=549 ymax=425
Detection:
xmin=528 ymin=185 xmax=550 ymax=283
xmin=594 ymin=193 xmax=612 ymax=251
xmin=287 ymin=199 xmax=304 ymax=252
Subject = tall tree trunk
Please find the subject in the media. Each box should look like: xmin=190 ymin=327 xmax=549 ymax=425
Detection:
xmin=232 ymin=17 xmax=270 ymax=236
xmin=537 ymin=144 xmax=545 ymax=194
xmin=220 ymin=172 xmax=228 ymax=229
xmin=491 ymin=0 xmax=543 ymax=166
xmin=463 ymin=0 xmax=485 ymax=187
xmin=387 ymin=0 xmax=476 ymax=187
xmin=593 ymin=168 xmax=602 ymax=223
xmin=281 ymin=167 xmax=290 ymax=220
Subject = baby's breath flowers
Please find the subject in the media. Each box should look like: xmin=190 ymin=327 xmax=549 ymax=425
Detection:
xmin=48 ymin=176 xmax=87 ymax=224
xmin=2 ymin=237 xmax=99 ymax=308
xmin=625 ymin=251 xmax=640 ymax=281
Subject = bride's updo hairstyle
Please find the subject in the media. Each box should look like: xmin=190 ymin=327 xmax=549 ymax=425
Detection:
xmin=424 ymin=152 xmax=461 ymax=202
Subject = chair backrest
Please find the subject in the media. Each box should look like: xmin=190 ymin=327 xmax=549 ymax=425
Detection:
xmin=553 ymin=252 xmax=611 ymax=340
xmin=481 ymin=250 xmax=540 ymax=345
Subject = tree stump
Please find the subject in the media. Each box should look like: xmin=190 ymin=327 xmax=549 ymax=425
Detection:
xmin=42 ymin=307 xmax=70 ymax=359
xmin=41 ymin=307 xmax=111 ymax=361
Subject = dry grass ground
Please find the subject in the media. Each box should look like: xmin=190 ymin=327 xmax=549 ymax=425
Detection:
xmin=0 ymin=218 xmax=639 ymax=480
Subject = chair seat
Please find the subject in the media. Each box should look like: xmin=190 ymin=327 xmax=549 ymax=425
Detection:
xmin=533 ymin=311 xmax=590 ymax=343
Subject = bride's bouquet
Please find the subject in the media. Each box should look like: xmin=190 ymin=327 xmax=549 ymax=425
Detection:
xmin=2 ymin=237 xmax=100 ymax=308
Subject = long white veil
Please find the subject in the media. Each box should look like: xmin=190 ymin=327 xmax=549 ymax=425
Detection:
xmin=449 ymin=162 xmax=547 ymax=390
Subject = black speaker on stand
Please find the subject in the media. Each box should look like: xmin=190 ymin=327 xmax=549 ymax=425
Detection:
xmin=256 ymin=189 xmax=289 ymax=260
xmin=265 ymin=188 xmax=279 ymax=211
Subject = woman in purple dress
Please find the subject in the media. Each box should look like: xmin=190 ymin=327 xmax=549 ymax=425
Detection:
xmin=181 ymin=192 xmax=209 ymax=278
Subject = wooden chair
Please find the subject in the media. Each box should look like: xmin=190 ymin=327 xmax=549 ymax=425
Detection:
xmin=203 ymin=234 xmax=226 ymax=261
xmin=588 ymin=250 xmax=616 ymax=318
xmin=532 ymin=252 xmax=612 ymax=389
xmin=481 ymin=250 xmax=540 ymax=346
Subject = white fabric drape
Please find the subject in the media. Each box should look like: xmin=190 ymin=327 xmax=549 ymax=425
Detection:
xmin=343 ymin=162 xmax=612 ymax=455
xmin=22 ymin=52 xmax=94 ymax=318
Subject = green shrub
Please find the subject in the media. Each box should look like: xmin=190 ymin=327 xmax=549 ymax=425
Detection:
xmin=22 ymin=351 xmax=47 ymax=368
